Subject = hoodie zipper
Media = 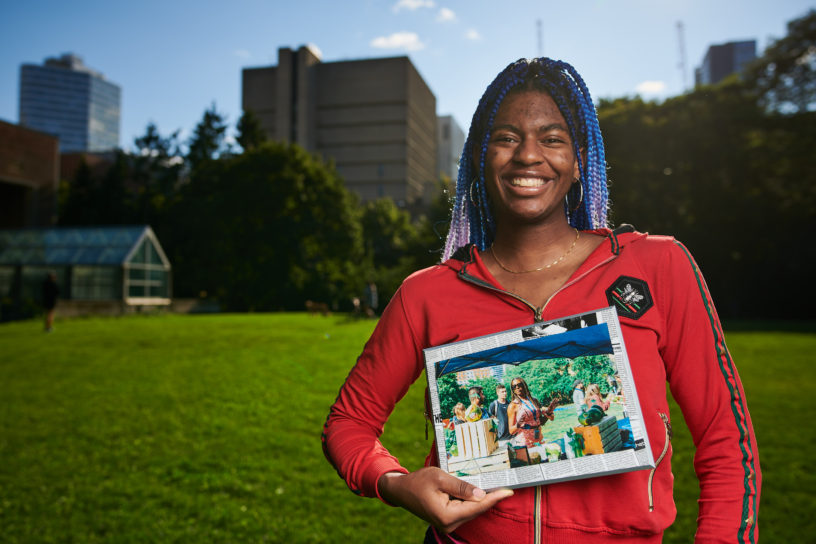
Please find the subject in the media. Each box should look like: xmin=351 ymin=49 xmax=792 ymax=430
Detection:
xmin=457 ymin=245 xmax=618 ymax=544
xmin=648 ymin=412 xmax=672 ymax=512
xmin=458 ymin=252 xmax=618 ymax=323
xmin=535 ymin=486 xmax=542 ymax=544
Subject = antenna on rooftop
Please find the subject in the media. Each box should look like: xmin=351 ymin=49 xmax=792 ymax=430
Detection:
xmin=537 ymin=19 xmax=543 ymax=57
xmin=676 ymin=21 xmax=688 ymax=91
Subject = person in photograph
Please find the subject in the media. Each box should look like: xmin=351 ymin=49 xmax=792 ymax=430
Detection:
xmin=571 ymin=379 xmax=586 ymax=416
xmin=487 ymin=384 xmax=511 ymax=440
xmin=323 ymin=57 xmax=760 ymax=542
xmin=451 ymin=403 xmax=467 ymax=426
xmin=464 ymin=386 xmax=487 ymax=422
xmin=507 ymin=378 xmax=556 ymax=447
xmin=579 ymin=383 xmax=612 ymax=425
xmin=606 ymin=373 xmax=621 ymax=396
xmin=585 ymin=383 xmax=611 ymax=412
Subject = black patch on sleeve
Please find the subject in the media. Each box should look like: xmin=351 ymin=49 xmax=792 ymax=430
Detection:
xmin=606 ymin=276 xmax=653 ymax=320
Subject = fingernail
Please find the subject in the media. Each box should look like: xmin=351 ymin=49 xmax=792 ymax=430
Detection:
xmin=472 ymin=488 xmax=486 ymax=499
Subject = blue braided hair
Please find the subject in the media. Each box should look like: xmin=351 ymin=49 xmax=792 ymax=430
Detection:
xmin=443 ymin=57 xmax=609 ymax=260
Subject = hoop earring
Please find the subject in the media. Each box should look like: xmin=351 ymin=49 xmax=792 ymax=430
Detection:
xmin=566 ymin=180 xmax=583 ymax=212
xmin=469 ymin=178 xmax=480 ymax=206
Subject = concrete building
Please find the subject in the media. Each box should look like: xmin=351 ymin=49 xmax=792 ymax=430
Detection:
xmin=0 ymin=120 xmax=59 ymax=228
xmin=242 ymin=46 xmax=438 ymax=207
xmin=695 ymin=40 xmax=757 ymax=86
xmin=437 ymin=115 xmax=465 ymax=182
xmin=19 ymin=53 xmax=121 ymax=153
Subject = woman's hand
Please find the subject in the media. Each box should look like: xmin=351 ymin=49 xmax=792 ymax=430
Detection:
xmin=543 ymin=398 xmax=558 ymax=420
xmin=378 ymin=468 xmax=513 ymax=534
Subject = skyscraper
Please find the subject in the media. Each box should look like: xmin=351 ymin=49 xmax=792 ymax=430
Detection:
xmin=695 ymin=40 xmax=757 ymax=86
xmin=19 ymin=53 xmax=121 ymax=153
xmin=242 ymin=46 xmax=438 ymax=207
xmin=437 ymin=115 xmax=465 ymax=182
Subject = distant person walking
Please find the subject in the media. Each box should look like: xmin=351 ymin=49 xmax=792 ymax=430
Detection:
xmin=42 ymin=272 xmax=59 ymax=332
xmin=364 ymin=282 xmax=378 ymax=317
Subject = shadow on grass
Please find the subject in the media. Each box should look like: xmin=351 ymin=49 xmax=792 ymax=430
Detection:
xmin=722 ymin=320 xmax=816 ymax=333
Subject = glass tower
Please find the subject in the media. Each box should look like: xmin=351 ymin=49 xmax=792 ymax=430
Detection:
xmin=19 ymin=54 xmax=120 ymax=152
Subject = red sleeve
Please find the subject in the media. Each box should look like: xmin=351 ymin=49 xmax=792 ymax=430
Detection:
xmin=657 ymin=240 xmax=761 ymax=543
xmin=321 ymin=286 xmax=425 ymax=502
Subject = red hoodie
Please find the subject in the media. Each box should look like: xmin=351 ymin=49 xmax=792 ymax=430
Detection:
xmin=323 ymin=228 xmax=760 ymax=543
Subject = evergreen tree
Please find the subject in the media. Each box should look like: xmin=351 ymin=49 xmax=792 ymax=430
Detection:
xmin=58 ymin=159 xmax=96 ymax=225
xmin=187 ymin=103 xmax=228 ymax=170
xmin=235 ymin=109 xmax=267 ymax=152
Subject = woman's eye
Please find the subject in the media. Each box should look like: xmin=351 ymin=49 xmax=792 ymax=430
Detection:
xmin=491 ymin=134 xmax=517 ymax=143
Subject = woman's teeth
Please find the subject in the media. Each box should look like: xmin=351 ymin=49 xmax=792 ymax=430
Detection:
xmin=511 ymin=177 xmax=546 ymax=187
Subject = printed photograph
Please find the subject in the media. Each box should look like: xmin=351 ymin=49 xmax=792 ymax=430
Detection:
xmin=435 ymin=323 xmax=639 ymax=477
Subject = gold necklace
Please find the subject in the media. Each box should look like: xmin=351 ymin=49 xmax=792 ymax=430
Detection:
xmin=490 ymin=229 xmax=580 ymax=274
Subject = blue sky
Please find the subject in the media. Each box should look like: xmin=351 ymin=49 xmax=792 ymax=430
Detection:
xmin=2 ymin=0 xmax=814 ymax=149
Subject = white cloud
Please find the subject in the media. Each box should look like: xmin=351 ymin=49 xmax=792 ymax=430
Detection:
xmin=436 ymin=7 xmax=456 ymax=22
xmin=393 ymin=0 xmax=434 ymax=12
xmin=464 ymin=28 xmax=481 ymax=41
xmin=370 ymin=31 xmax=426 ymax=51
xmin=635 ymin=80 xmax=667 ymax=95
xmin=234 ymin=49 xmax=251 ymax=59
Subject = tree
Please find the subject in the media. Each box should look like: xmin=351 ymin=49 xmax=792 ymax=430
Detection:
xmin=746 ymin=9 xmax=816 ymax=113
xmin=437 ymin=373 xmax=469 ymax=421
xmin=597 ymin=78 xmax=816 ymax=319
xmin=58 ymin=159 xmax=96 ymax=225
xmin=58 ymin=151 xmax=131 ymax=226
xmin=235 ymin=110 xmax=267 ymax=152
xmin=170 ymin=141 xmax=365 ymax=311
xmin=134 ymin=122 xmax=181 ymax=159
xmin=131 ymin=122 xmax=184 ymax=225
xmin=358 ymin=179 xmax=453 ymax=310
xmin=359 ymin=198 xmax=418 ymax=303
xmin=187 ymin=103 xmax=228 ymax=170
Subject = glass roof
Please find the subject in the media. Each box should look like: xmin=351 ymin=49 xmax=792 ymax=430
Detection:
xmin=0 ymin=226 xmax=150 ymax=266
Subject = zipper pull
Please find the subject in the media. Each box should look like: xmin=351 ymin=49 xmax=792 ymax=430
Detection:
xmin=659 ymin=412 xmax=673 ymax=440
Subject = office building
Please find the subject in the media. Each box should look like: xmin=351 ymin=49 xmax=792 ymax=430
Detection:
xmin=19 ymin=53 xmax=121 ymax=152
xmin=695 ymin=40 xmax=757 ymax=86
xmin=242 ymin=46 xmax=437 ymax=207
xmin=437 ymin=115 xmax=465 ymax=182
xmin=0 ymin=120 xmax=59 ymax=228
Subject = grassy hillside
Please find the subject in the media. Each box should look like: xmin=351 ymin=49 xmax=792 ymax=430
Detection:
xmin=0 ymin=314 xmax=811 ymax=542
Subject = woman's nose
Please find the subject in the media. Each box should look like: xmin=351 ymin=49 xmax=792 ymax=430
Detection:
xmin=514 ymin=138 xmax=544 ymax=164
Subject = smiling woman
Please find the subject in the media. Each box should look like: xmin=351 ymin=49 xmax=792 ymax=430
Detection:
xmin=323 ymin=58 xmax=761 ymax=544
xmin=482 ymin=91 xmax=580 ymax=229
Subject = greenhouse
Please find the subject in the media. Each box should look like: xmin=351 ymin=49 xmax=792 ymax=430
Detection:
xmin=0 ymin=226 xmax=172 ymax=309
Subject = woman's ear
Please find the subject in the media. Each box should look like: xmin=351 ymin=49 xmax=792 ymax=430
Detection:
xmin=573 ymin=147 xmax=586 ymax=181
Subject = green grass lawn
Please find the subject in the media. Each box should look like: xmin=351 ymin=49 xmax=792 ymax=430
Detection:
xmin=0 ymin=314 xmax=812 ymax=542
